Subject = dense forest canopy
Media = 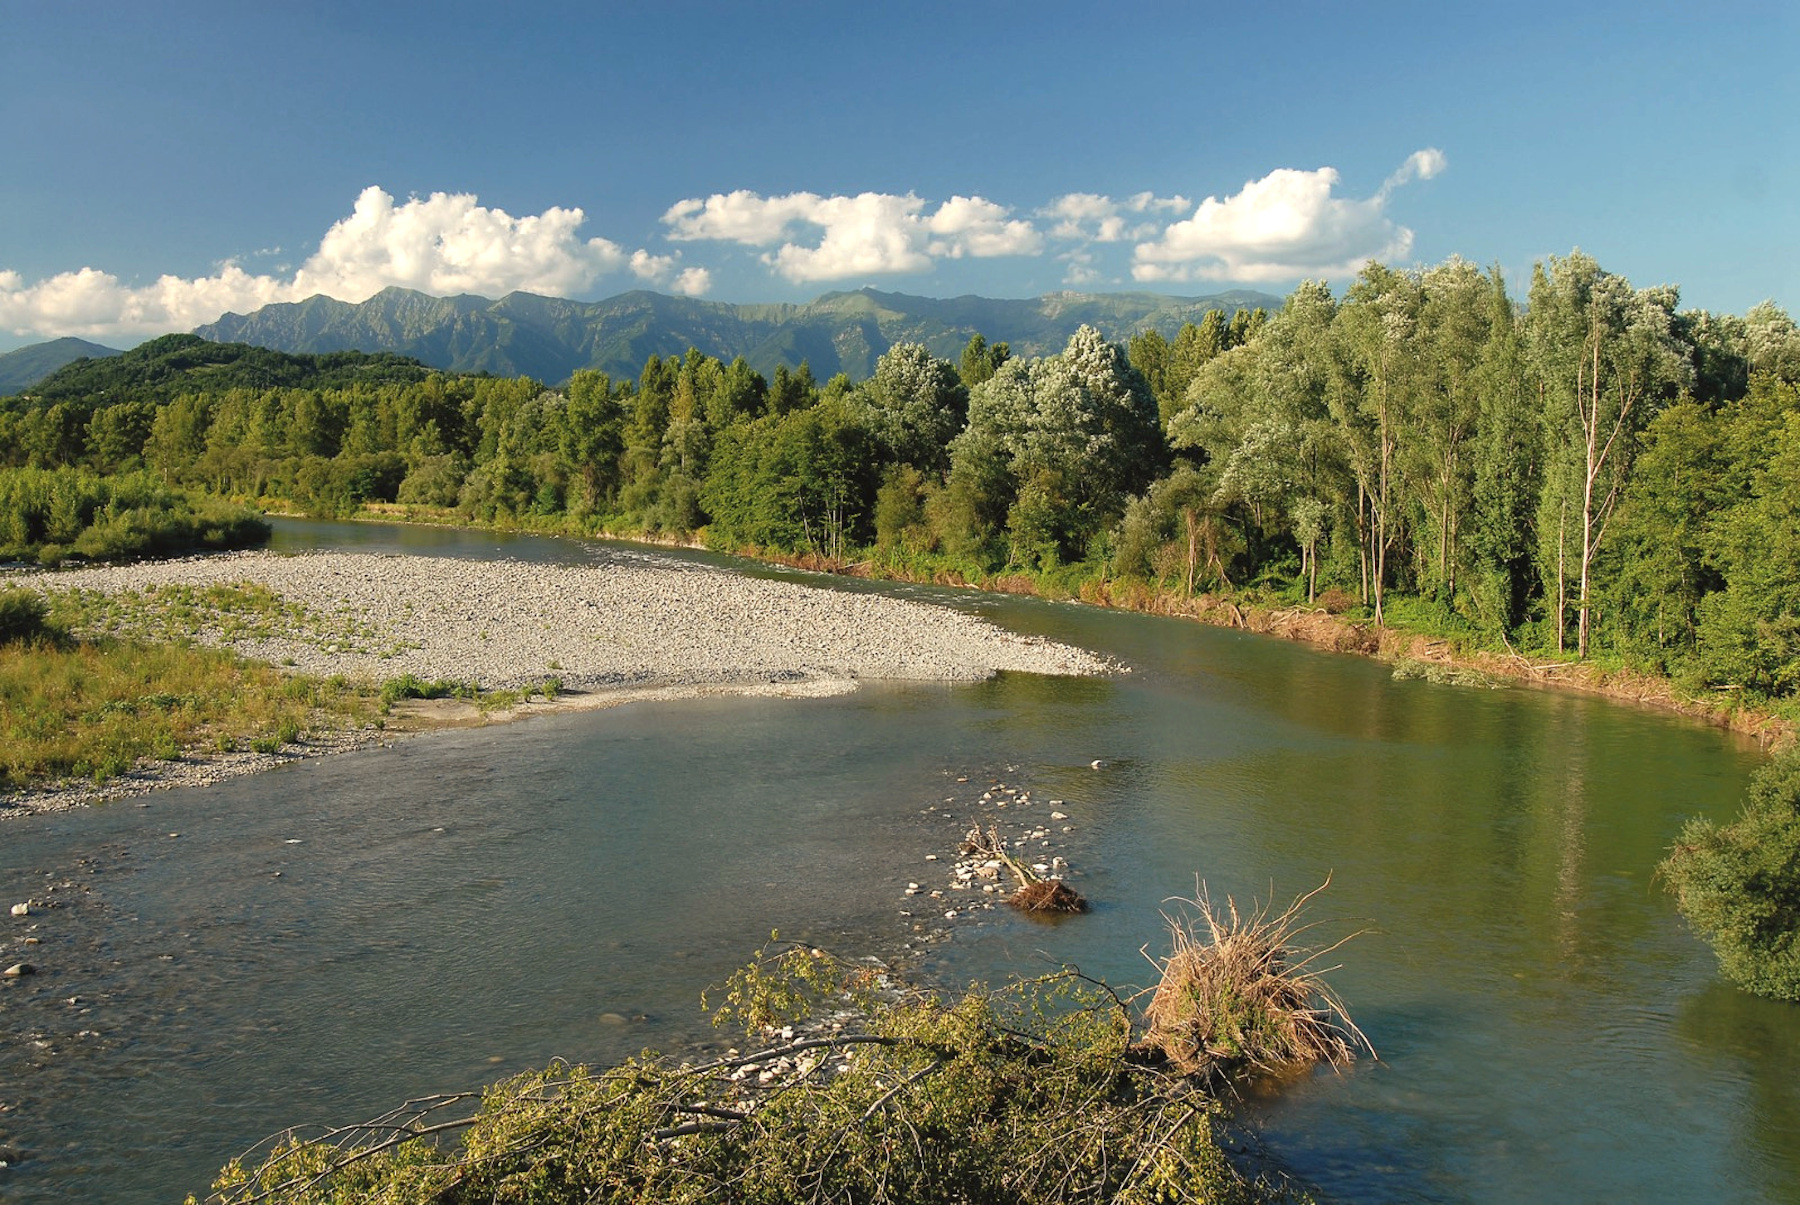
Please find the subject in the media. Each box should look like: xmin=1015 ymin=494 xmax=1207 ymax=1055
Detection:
xmin=4 ymin=253 xmax=1798 ymax=699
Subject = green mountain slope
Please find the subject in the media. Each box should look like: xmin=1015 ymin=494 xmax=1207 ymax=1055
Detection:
xmin=17 ymin=334 xmax=434 ymax=410
xmin=0 ymin=337 xmax=122 ymax=394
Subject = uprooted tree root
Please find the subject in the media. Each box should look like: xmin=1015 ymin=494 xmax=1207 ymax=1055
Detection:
xmin=1011 ymin=879 xmax=1089 ymax=913
xmin=962 ymin=823 xmax=1090 ymax=914
xmin=1138 ymin=877 xmax=1370 ymax=1078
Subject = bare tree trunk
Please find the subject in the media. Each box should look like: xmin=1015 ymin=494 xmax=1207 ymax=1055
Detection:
xmin=1555 ymin=499 xmax=1567 ymax=654
xmin=1183 ymin=508 xmax=1198 ymax=595
xmin=1357 ymin=484 xmax=1370 ymax=605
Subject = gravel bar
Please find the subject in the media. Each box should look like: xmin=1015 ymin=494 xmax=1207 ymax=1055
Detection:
xmin=27 ymin=549 xmax=1119 ymax=692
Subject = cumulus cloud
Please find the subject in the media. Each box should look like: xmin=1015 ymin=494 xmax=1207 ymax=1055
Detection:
xmin=1131 ymin=149 xmax=1446 ymax=283
xmin=2 ymin=156 xmax=1447 ymax=342
xmin=671 ymin=267 xmax=713 ymax=297
xmin=291 ymin=186 xmax=628 ymax=300
xmin=663 ymin=189 xmax=1040 ymax=282
xmin=1040 ymin=192 xmax=1191 ymax=242
xmin=0 ymin=264 xmax=293 ymax=343
xmin=0 ymin=187 xmax=667 ymax=342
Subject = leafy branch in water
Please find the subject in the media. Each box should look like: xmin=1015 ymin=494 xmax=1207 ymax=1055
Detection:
xmin=194 ymin=904 xmax=1361 ymax=1204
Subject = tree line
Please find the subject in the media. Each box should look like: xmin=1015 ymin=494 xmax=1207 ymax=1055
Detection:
xmin=3 ymin=251 xmax=1797 ymax=699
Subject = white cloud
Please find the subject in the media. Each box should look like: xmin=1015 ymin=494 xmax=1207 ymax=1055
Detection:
xmin=1040 ymin=192 xmax=1191 ymax=242
xmin=0 ymin=263 xmax=292 ymax=342
xmin=290 ymin=186 xmax=627 ymax=300
xmin=1131 ymin=149 xmax=1446 ymax=283
xmin=663 ymin=189 xmax=1040 ymax=282
xmin=1382 ymin=148 xmax=1448 ymax=195
xmin=671 ymin=267 xmax=712 ymax=296
xmin=625 ymin=248 xmax=712 ymax=296
xmin=663 ymin=190 xmax=826 ymax=244
xmin=0 ymin=187 xmax=662 ymax=342
xmin=925 ymin=195 xmax=1042 ymax=258
xmin=1058 ymin=250 xmax=1104 ymax=286
xmin=630 ymin=249 xmax=675 ymax=280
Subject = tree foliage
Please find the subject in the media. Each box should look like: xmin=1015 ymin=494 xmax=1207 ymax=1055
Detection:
xmin=1662 ymin=751 xmax=1800 ymax=1000
xmin=4 ymin=253 xmax=1797 ymax=698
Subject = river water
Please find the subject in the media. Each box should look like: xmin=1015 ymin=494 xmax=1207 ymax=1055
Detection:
xmin=2 ymin=520 xmax=1796 ymax=1203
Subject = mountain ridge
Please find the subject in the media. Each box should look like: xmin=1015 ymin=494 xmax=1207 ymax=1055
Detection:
xmin=0 ymin=337 xmax=123 ymax=394
xmin=191 ymin=285 xmax=1281 ymax=383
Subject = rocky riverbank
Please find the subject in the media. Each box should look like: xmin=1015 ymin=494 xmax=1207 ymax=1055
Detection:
xmin=29 ymin=548 xmax=1116 ymax=689
xmin=4 ymin=548 xmax=1119 ymax=817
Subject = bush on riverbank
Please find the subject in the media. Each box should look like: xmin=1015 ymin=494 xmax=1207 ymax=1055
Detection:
xmin=0 ymin=467 xmax=270 ymax=564
xmin=0 ymin=587 xmax=52 ymax=644
xmin=1662 ymin=751 xmax=1800 ymax=1001
xmin=192 ymin=944 xmax=1311 ymax=1205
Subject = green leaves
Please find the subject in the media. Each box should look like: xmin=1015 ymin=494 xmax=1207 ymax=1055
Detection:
xmin=1663 ymin=752 xmax=1800 ymax=1000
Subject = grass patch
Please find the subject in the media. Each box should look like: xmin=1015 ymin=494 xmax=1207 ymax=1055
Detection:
xmin=48 ymin=581 xmax=399 ymax=655
xmin=380 ymin=673 xmax=563 ymax=713
xmin=0 ymin=635 xmax=378 ymax=791
xmin=379 ymin=673 xmax=479 ymax=706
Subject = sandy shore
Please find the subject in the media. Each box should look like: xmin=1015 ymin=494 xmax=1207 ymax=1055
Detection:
xmin=4 ymin=548 xmax=1119 ymax=817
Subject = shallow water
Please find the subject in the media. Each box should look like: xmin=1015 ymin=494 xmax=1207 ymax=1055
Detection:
xmin=1 ymin=520 xmax=1795 ymax=1203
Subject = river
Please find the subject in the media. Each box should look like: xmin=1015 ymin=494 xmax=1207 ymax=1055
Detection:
xmin=1 ymin=519 xmax=1796 ymax=1203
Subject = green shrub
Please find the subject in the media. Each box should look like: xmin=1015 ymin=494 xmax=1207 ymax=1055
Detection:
xmin=1662 ymin=751 xmax=1800 ymax=1000
xmin=0 ymin=588 xmax=49 ymax=643
xmin=380 ymin=673 xmax=477 ymax=705
xmin=0 ymin=467 xmax=269 ymax=563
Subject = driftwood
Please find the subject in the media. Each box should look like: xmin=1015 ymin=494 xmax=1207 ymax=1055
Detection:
xmin=960 ymin=825 xmax=1087 ymax=914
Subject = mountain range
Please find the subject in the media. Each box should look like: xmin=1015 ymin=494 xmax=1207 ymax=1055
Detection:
xmin=193 ymin=286 xmax=1280 ymax=384
xmin=1 ymin=286 xmax=1282 ymax=395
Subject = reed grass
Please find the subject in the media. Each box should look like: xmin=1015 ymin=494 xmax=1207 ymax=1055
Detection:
xmin=1140 ymin=879 xmax=1369 ymax=1076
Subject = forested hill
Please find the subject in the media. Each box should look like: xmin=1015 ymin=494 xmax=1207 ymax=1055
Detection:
xmin=193 ymin=285 xmax=1281 ymax=383
xmin=16 ymin=335 xmax=434 ymax=409
xmin=0 ymin=337 xmax=121 ymax=394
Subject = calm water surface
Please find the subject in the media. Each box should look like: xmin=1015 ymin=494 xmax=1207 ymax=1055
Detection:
xmin=1 ymin=520 xmax=1795 ymax=1203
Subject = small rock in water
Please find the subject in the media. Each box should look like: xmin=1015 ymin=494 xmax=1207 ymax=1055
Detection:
xmin=4 ymin=963 xmax=35 ymax=977
xmin=9 ymin=902 xmax=29 ymax=917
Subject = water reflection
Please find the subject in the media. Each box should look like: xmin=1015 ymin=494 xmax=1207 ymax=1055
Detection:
xmin=2 ymin=520 xmax=1793 ymax=1204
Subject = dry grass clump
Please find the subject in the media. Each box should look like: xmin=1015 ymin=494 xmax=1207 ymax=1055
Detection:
xmin=1140 ymin=878 xmax=1368 ymax=1077
xmin=1010 ymin=879 xmax=1088 ymax=913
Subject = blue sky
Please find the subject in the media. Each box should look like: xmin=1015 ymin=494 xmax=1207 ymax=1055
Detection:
xmin=1 ymin=0 xmax=1793 ymax=351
